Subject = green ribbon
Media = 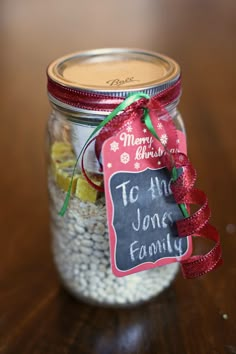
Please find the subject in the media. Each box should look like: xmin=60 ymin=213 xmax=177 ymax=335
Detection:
xmin=59 ymin=92 xmax=189 ymax=219
xmin=59 ymin=92 xmax=149 ymax=216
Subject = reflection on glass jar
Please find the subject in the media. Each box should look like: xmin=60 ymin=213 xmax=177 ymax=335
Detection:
xmin=47 ymin=49 xmax=185 ymax=306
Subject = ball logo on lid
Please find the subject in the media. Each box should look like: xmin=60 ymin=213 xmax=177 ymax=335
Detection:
xmin=106 ymin=77 xmax=140 ymax=87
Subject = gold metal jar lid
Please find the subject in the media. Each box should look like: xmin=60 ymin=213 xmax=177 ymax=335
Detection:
xmin=47 ymin=48 xmax=180 ymax=98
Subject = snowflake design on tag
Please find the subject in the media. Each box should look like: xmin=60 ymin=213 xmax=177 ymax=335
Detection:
xmin=110 ymin=141 xmax=119 ymax=152
xmin=160 ymin=134 xmax=168 ymax=146
xmin=134 ymin=162 xmax=140 ymax=170
xmin=120 ymin=152 xmax=130 ymax=164
xmin=126 ymin=124 xmax=133 ymax=133
xmin=143 ymin=128 xmax=147 ymax=133
xmin=157 ymin=122 xmax=163 ymax=130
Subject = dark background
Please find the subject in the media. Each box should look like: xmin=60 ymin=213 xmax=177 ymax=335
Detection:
xmin=0 ymin=1 xmax=235 ymax=353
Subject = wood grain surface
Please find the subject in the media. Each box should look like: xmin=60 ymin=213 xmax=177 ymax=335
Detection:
xmin=0 ymin=1 xmax=235 ymax=353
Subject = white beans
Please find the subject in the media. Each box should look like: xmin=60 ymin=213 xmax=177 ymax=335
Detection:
xmin=49 ymin=177 xmax=179 ymax=306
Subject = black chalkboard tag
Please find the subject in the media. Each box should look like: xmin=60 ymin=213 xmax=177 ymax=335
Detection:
xmin=102 ymin=118 xmax=192 ymax=277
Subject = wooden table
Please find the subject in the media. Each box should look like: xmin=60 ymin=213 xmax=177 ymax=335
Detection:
xmin=0 ymin=1 xmax=235 ymax=353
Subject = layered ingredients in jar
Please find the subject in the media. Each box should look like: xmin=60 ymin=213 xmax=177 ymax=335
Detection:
xmin=48 ymin=111 xmax=179 ymax=306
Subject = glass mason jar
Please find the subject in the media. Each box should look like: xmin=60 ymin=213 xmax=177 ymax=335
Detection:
xmin=46 ymin=49 xmax=186 ymax=307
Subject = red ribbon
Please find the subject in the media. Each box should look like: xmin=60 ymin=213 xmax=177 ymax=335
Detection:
xmin=47 ymin=75 xmax=181 ymax=112
xmin=49 ymin=75 xmax=223 ymax=279
xmin=163 ymin=152 xmax=222 ymax=278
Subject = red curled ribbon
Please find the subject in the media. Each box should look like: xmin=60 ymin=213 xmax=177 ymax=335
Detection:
xmin=52 ymin=77 xmax=223 ymax=279
xmin=163 ymin=153 xmax=223 ymax=278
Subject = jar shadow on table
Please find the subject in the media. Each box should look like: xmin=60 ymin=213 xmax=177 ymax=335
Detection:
xmin=53 ymin=283 xmax=178 ymax=353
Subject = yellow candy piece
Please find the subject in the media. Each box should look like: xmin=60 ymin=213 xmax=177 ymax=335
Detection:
xmin=51 ymin=142 xmax=103 ymax=202
xmin=52 ymin=142 xmax=73 ymax=154
xmin=51 ymin=142 xmax=76 ymax=179
xmin=75 ymin=175 xmax=103 ymax=203
xmin=52 ymin=156 xmax=76 ymax=170
xmin=56 ymin=168 xmax=79 ymax=194
xmin=54 ymin=159 xmax=76 ymax=169
xmin=51 ymin=152 xmax=75 ymax=175
xmin=51 ymin=150 xmax=75 ymax=161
